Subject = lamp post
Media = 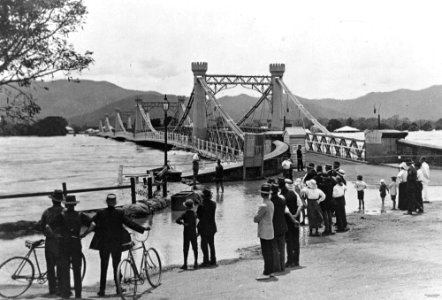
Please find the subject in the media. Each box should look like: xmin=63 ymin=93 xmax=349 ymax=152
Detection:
xmin=162 ymin=95 xmax=169 ymax=197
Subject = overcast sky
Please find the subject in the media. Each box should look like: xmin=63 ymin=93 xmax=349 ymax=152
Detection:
xmin=68 ymin=0 xmax=442 ymax=100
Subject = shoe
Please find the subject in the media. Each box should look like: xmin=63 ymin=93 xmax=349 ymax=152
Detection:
xmin=403 ymin=212 xmax=412 ymax=215
xmin=193 ymin=263 xmax=199 ymax=269
xmin=97 ymin=291 xmax=105 ymax=297
xmin=209 ymin=261 xmax=217 ymax=266
xmin=285 ymin=262 xmax=292 ymax=268
xmin=199 ymin=262 xmax=210 ymax=268
xmin=336 ymin=228 xmax=349 ymax=233
xmin=180 ymin=264 xmax=188 ymax=270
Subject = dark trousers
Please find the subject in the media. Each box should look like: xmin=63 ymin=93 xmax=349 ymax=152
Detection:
xmin=260 ymin=238 xmax=274 ymax=276
xmin=407 ymin=181 xmax=422 ymax=213
xmin=297 ymin=159 xmax=303 ymax=171
xmin=60 ymin=241 xmax=82 ymax=298
xmin=283 ymin=169 xmax=292 ymax=180
xmin=285 ymin=226 xmax=300 ymax=266
xmin=99 ymin=248 xmax=122 ymax=293
xmin=200 ymin=234 xmax=216 ymax=264
xmin=334 ymin=196 xmax=348 ymax=230
xmin=272 ymin=234 xmax=286 ymax=272
xmin=45 ymin=239 xmax=61 ymax=294
xmin=323 ymin=209 xmax=333 ymax=233
xmin=183 ymin=235 xmax=198 ymax=265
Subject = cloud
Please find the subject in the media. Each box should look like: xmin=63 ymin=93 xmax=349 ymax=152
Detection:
xmin=138 ymin=58 xmax=181 ymax=80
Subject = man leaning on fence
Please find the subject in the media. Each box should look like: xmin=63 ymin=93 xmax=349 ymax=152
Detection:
xmin=90 ymin=193 xmax=150 ymax=297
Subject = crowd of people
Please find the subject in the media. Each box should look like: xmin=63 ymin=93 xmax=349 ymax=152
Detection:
xmin=254 ymin=160 xmax=350 ymax=279
xmin=41 ymin=191 xmax=150 ymax=298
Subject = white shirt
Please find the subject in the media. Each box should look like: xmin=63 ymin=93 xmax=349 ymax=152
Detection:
xmin=397 ymin=169 xmax=408 ymax=183
xmin=282 ymin=160 xmax=292 ymax=170
xmin=192 ymin=153 xmax=199 ymax=161
xmin=417 ymin=169 xmax=424 ymax=182
xmin=302 ymin=187 xmax=326 ymax=202
xmin=332 ymin=184 xmax=347 ymax=198
xmin=421 ymin=162 xmax=430 ymax=183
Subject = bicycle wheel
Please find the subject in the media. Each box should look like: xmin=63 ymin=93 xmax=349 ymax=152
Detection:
xmin=116 ymin=259 xmax=137 ymax=300
xmin=144 ymin=248 xmax=162 ymax=287
xmin=0 ymin=256 xmax=35 ymax=298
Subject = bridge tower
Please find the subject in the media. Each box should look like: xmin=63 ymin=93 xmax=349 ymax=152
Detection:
xmin=269 ymin=63 xmax=285 ymax=130
xmin=192 ymin=62 xmax=208 ymax=141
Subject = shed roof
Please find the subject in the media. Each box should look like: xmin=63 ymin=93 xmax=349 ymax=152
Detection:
xmin=284 ymin=127 xmax=306 ymax=136
xmin=334 ymin=126 xmax=360 ymax=132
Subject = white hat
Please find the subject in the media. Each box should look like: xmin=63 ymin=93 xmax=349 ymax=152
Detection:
xmin=380 ymin=179 xmax=385 ymax=183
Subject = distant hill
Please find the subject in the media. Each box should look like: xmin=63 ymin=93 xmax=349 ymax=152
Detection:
xmin=24 ymin=80 xmax=442 ymax=127
xmin=22 ymin=80 xmax=144 ymax=120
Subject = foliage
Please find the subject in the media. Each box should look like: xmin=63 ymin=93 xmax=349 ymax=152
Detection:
xmin=326 ymin=119 xmax=342 ymax=131
xmin=0 ymin=116 xmax=68 ymax=136
xmin=0 ymin=0 xmax=93 ymax=121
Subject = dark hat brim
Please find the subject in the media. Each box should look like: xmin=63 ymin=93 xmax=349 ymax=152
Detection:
xmin=49 ymin=195 xmax=64 ymax=202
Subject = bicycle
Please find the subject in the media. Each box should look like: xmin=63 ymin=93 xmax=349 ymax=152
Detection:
xmin=0 ymin=239 xmax=86 ymax=299
xmin=116 ymin=230 xmax=162 ymax=300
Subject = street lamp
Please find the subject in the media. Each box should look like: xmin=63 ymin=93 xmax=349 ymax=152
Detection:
xmin=162 ymin=95 xmax=169 ymax=197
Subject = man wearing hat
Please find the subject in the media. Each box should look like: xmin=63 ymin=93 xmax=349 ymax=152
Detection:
xmin=254 ymin=183 xmax=275 ymax=279
xmin=57 ymin=195 xmax=95 ymax=299
xmin=176 ymin=199 xmax=199 ymax=270
xmin=197 ymin=187 xmax=217 ymax=267
xmin=303 ymin=163 xmax=316 ymax=184
xmin=40 ymin=189 xmax=65 ymax=295
xmin=279 ymin=179 xmax=303 ymax=267
xmin=91 ymin=194 xmax=150 ymax=297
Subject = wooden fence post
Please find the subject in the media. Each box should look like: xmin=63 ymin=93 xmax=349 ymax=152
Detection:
xmin=130 ymin=177 xmax=136 ymax=204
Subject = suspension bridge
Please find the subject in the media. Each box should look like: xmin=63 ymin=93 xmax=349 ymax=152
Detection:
xmin=97 ymin=62 xmax=366 ymax=178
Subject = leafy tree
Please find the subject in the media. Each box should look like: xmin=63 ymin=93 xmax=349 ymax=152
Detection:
xmin=346 ymin=117 xmax=354 ymax=127
xmin=408 ymin=122 xmax=419 ymax=131
xmin=420 ymin=121 xmax=433 ymax=131
xmin=327 ymin=118 xmax=342 ymax=131
xmin=0 ymin=0 xmax=94 ymax=121
xmin=30 ymin=116 xmax=68 ymax=136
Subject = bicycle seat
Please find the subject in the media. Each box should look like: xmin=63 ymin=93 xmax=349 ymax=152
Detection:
xmin=25 ymin=239 xmax=45 ymax=249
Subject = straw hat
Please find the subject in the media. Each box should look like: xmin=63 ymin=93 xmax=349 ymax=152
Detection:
xmin=306 ymin=179 xmax=317 ymax=189
xmin=260 ymin=183 xmax=271 ymax=195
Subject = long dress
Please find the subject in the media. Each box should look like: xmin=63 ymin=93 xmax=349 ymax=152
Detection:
xmin=397 ymin=169 xmax=408 ymax=210
xmin=307 ymin=198 xmax=323 ymax=228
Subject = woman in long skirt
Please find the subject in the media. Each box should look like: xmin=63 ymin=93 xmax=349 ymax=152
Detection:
xmin=302 ymin=179 xmax=325 ymax=236
xmin=397 ymin=162 xmax=408 ymax=210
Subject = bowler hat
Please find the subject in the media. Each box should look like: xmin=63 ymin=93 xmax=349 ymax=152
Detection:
xmin=202 ymin=188 xmax=212 ymax=199
xmin=49 ymin=189 xmax=64 ymax=202
xmin=64 ymin=195 xmax=79 ymax=205
xmin=184 ymin=199 xmax=194 ymax=208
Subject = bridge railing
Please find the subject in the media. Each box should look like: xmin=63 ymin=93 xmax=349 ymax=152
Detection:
xmin=137 ymin=130 xmax=242 ymax=162
xmin=305 ymin=132 xmax=366 ymax=161
xmin=195 ymin=138 xmax=243 ymax=162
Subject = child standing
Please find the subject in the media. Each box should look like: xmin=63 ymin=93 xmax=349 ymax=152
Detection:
xmin=175 ymin=199 xmax=199 ymax=270
xmin=379 ymin=179 xmax=389 ymax=212
xmin=389 ymin=176 xmax=398 ymax=210
xmin=354 ymin=175 xmax=367 ymax=211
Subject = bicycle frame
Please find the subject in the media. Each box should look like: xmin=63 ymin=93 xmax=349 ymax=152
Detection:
xmin=125 ymin=241 xmax=148 ymax=285
xmin=23 ymin=243 xmax=47 ymax=283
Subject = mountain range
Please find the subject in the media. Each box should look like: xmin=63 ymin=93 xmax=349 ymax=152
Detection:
xmin=25 ymin=80 xmax=442 ymax=127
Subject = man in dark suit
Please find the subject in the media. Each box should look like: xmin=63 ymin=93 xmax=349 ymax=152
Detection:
xmin=197 ymin=187 xmax=217 ymax=267
xmin=40 ymin=189 xmax=64 ymax=296
xmin=91 ymin=194 xmax=150 ymax=297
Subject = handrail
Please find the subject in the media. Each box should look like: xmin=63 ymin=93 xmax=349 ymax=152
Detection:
xmin=0 ymin=184 xmax=132 ymax=200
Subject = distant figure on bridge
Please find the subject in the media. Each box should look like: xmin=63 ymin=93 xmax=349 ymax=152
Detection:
xmin=192 ymin=153 xmax=200 ymax=189
xmin=214 ymin=159 xmax=224 ymax=193
xmin=420 ymin=157 xmax=430 ymax=203
xmin=281 ymin=157 xmax=293 ymax=180
xmin=296 ymin=145 xmax=304 ymax=171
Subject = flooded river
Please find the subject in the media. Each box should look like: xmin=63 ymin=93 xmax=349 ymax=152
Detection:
xmin=0 ymin=134 xmax=441 ymax=287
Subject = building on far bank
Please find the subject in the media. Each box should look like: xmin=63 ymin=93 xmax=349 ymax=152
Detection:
xmin=334 ymin=126 xmax=360 ymax=133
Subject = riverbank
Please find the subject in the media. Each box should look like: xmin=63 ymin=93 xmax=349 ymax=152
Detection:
xmin=22 ymin=201 xmax=442 ymax=299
